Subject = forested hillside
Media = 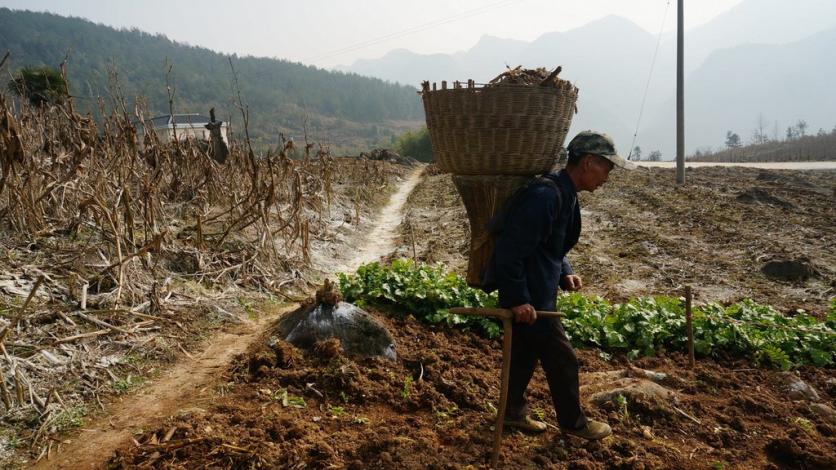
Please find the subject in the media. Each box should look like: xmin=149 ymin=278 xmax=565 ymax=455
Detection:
xmin=0 ymin=8 xmax=424 ymax=151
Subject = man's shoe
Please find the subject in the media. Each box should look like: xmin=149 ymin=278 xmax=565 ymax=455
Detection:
xmin=503 ymin=415 xmax=548 ymax=434
xmin=562 ymin=420 xmax=612 ymax=440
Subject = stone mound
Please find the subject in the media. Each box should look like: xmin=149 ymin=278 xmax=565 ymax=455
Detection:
xmin=761 ymin=259 xmax=817 ymax=282
xmin=273 ymin=281 xmax=396 ymax=361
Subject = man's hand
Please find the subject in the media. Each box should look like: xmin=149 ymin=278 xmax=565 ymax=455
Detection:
xmin=561 ymin=274 xmax=583 ymax=291
xmin=511 ymin=303 xmax=537 ymax=325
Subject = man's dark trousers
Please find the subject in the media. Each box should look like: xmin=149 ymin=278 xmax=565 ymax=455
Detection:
xmin=506 ymin=317 xmax=587 ymax=430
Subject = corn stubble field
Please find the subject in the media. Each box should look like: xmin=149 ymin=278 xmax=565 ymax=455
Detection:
xmin=0 ymin=85 xmax=407 ymax=466
xmin=1 ymin=81 xmax=836 ymax=469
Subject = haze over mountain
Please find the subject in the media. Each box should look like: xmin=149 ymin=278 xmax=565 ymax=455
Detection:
xmin=642 ymin=27 xmax=836 ymax=157
xmin=344 ymin=0 xmax=836 ymax=157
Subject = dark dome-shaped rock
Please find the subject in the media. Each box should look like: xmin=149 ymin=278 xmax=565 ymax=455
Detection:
xmin=736 ymin=188 xmax=795 ymax=209
xmin=275 ymin=293 xmax=396 ymax=361
xmin=761 ymin=259 xmax=817 ymax=282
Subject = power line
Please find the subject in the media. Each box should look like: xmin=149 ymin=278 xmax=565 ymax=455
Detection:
xmin=627 ymin=0 xmax=671 ymax=161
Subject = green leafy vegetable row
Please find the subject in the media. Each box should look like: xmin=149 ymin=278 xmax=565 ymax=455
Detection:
xmin=557 ymin=294 xmax=835 ymax=369
xmin=338 ymin=260 xmax=836 ymax=369
xmin=338 ymin=259 xmax=501 ymax=338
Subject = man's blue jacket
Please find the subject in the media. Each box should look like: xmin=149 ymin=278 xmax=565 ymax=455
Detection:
xmin=484 ymin=170 xmax=580 ymax=312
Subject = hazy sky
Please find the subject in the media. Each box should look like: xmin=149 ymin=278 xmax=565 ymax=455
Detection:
xmin=1 ymin=0 xmax=744 ymax=68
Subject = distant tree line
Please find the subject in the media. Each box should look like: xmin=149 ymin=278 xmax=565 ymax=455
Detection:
xmin=629 ymin=145 xmax=663 ymax=162
xmin=690 ymin=115 xmax=836 ymax=162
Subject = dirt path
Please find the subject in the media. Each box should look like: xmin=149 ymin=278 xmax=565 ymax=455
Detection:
xmin=341 ymin=166 xmax=424 ymax=273
xmin=31 ymin=168 xmax=426 ymax=469
xmin=30 ymin=307 xmax=288 ymax=470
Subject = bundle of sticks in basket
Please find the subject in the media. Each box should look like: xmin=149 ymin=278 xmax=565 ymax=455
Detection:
xmin=487 ymin=65 xmax=564 ymax=87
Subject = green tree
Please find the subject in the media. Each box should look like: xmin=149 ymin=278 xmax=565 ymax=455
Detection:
xmin=395 ymin=128 xmax=433 ymax=163
xmin=630 ymin=146 xmax=641 ymax=161
xmin=8 ymin=65 xmax=68 ymax=106
xmin=725 ymin=131 xmax=741 ymax=148
xmin=646 ymin=150 xmax=662 ymax=162
xmin=795 ymin=119 xmax=808 ymax=137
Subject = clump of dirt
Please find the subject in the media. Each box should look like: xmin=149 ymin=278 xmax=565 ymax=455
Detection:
xmin=756 ymin=169 xmax=815 ymax=188
xmin=247 ymin=336 xmax=301 ymax=378
xmin=111 ymin=306 xmax=836 ymax=468
xmin=765 ymin=435 xmax=836 ymax=469
xmin=736 ymin=187 xmax=796 ymax=208
xmin=313 ymin=337 xmax=344 ymax=360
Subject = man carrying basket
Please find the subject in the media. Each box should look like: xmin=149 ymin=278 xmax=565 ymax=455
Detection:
xmin=484 ymin=130 xmax=635 ymax=440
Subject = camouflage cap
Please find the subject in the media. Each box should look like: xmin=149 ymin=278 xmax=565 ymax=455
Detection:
xmin=567 ymin=130 xmax=635 ymax=170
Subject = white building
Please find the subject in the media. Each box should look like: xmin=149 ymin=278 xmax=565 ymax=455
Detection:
xmin=144 ymin=114 xmax=229 ymax=145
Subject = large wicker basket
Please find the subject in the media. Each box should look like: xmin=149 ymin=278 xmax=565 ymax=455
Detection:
xmin=422 ymin=81 xmax=578 ymax=175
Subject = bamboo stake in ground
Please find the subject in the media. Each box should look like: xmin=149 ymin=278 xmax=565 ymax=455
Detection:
xmin=685 ymin=286 xmax=695 ymax=368
xmin=493 ymin=317 xmax=512 ymax=468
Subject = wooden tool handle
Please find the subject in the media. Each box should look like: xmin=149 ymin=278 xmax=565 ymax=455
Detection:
xmin=449 ymin=307 xmax=564 ymax=320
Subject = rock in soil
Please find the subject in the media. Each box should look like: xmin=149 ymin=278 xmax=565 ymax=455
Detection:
xmin=780 ymin=372 xmax=821 ymax=401
xmin=810 ymin=403 xmax=836 ymax=426
xmin=761 ymin=258 xmax=818 ymax=282
xmin=588 ymin=378 xmax=676 ymax=407
xmin=826 ymin=377 xmax=836 ymax=396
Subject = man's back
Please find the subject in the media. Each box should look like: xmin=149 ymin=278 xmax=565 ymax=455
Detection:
xmin=486 ymin=170 xmax=580 ymax=312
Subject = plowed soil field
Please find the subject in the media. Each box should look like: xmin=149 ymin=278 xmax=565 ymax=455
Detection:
xmin=109 ymin=166 xmax=836 ymax=469
xmin=111 ymin=305 xmax=836 ymax=469
xmin=37 ymin=166 xmax=836 ymax=469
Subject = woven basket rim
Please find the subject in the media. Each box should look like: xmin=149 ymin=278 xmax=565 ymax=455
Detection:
xmin=421 ymin=78 xmax=578 ymax=176
xmin=421 ymin=77 xmax=577 ymax=94
xmin=421 ymin=85 xmax=571 ymax=95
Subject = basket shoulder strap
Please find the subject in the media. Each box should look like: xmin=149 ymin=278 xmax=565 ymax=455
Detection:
xmin=488 ymin=175 xmax=561 ymax=235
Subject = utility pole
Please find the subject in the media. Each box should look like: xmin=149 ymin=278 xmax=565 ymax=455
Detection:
xmin=676 ymin=0 xmax=685 ymax=184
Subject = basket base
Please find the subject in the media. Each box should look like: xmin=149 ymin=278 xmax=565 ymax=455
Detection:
xmin=452 ymin=175 xmax=531 ymax=288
